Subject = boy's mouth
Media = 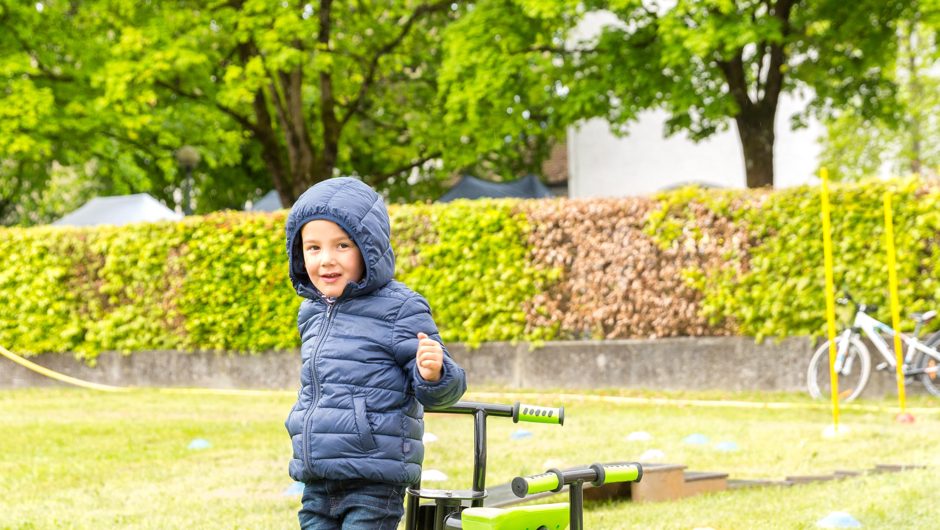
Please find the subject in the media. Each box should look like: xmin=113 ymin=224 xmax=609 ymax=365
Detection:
xmin=320 ymin=272 xmax=342 ymax=282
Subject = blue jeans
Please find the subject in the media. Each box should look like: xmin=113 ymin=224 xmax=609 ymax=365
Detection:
xmin=298 ymin=479 xmax=406 ymax=530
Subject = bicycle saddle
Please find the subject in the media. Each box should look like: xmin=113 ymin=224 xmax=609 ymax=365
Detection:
xmin=911 ymin=311 xmax=937 ymax=324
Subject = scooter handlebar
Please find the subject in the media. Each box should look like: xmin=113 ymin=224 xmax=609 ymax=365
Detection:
xmin=511 ymin=462 xmax=643 ymax=498
xmin=512 ymin=402 xmax=564 ymax=425
xmin=511 ymin=469 xmax=564 ymax=497
xmin=589 ymin=462 xmax=643 ymax=486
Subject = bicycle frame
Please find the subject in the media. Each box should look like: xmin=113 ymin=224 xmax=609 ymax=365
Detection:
xmin=846 ymin=310 xmax=940 ymax=377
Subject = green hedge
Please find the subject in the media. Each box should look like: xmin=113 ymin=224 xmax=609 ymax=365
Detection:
xmin=391 ymin=200 xmax=556 ymax=347
xmin=0 ymin=202 xmax=548 ymax=358
xmin=647 ymin=178 xmax=940 ymax=340
xmin=4 ymin=177 xmax=940 ymax=358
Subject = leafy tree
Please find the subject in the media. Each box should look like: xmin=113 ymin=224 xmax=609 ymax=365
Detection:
xmin=0 ymin=0 xmax=265 ymax=224
xmin=820 ymin=17 xmax=940 ymax=181
xmin=106 ymin=0 xmax=475 ymax=206
xmin=443 ymin=0 xmax=924 ymax=188
xmin=2 ymin=1 xmax=560 ymax=226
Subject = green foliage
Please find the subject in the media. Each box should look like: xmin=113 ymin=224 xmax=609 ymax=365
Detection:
xmin=3 ymin=0 xmax=568 ymax=223
xmin=820 ymin=18 xmax=940 ymax=181
xmin=647 ymin=178 xmax=940 ymax=340
xmin=0 ymin=214 xmax=298 ymax=358
xmin=445 ymin=0 xmax=924 ymax=187
xmin=0 ymin=228 xmax=93 ymax=354
xmin=438 ymin=0 xmax=573 ymax=178
xmin=0 ymin=0 xmax=257 ymax=225
xmin=175 ymin=212 xmax=298 ymax=352
xmin=80 ymin=223 xmax=187 ymax=354
xmin=0 ymin=201 xmax=555 ymax=356
xmin=392 ymin=200 xmax=556 ymax=347
xmin=12 ymin=178 xmax=940 ymax=355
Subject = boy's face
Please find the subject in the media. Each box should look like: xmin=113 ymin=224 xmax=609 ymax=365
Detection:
xmin=300 ymin=220 xmax=365 ymax=298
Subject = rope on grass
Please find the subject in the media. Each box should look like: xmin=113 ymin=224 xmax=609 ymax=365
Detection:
xmin=1 ymin=344 xmax=129 ymax=392
xmin=6 ymin=343 xmax=939 ymax=409
xmin=0 ymin=344 xmax=290 ymax=397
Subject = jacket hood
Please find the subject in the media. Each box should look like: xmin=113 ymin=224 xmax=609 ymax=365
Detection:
xmin=286 ymin=177 xmax=395 ymax=299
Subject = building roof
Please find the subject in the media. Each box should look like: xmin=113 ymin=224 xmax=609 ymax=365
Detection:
xmin=53 ymin=193 xmax=182 ymax=227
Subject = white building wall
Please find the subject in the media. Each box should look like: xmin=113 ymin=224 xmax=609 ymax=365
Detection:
xmin=567 ymin=95 xmax=823 ymax=198
xmin=566 ymin=10 xmax=823 ymax=198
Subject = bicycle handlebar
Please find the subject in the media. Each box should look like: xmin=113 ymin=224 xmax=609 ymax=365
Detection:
xmin=838 ymin=291 xmax=877 ymax=314
xmin=511 ymin=462 xmax=643 ymax=497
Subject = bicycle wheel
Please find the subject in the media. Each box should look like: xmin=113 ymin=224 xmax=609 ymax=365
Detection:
xmin=916 ymin=331 xmax=940 ymax=397
xmin=806 ymin=336 xmax=871 ymax=402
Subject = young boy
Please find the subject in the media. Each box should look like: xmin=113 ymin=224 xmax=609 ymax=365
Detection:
xmin=284 ymin=177 xmax=467 ymax=529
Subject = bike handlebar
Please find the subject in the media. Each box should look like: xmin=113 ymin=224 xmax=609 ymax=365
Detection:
xmin=838 ymin=291 xmax=877 ymax=314
xmin=511 ymin=462 xmax=643 ymax=497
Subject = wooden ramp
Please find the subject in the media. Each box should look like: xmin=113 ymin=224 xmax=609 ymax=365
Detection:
xmin=483 ymin=462 xmax=924 ymax=508
xmin=484 ymin=462 xmax=728 ymax=507
xmin=583 ymin=463 xmax=728 ymax=503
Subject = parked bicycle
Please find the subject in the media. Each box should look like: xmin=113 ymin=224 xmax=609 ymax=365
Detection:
xmin=404 ymin=400 xmax=643 ymax=530
xmin=806 ymin=292 xmax=940 ymax=402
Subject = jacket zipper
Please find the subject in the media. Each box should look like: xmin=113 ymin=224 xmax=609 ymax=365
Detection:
xmin=301 ymin=300 xmax=340 ymax=477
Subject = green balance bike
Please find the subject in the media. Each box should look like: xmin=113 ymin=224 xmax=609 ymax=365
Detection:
xmin=404 ymin=401 xmax=643 ymax=530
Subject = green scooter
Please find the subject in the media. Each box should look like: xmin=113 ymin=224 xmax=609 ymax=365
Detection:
xmin=404 ymin=401 xmax=642 ymax=530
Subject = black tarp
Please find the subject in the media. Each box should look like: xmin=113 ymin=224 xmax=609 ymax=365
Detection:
xmin=437 ymin=174 xmax=553 ymax=202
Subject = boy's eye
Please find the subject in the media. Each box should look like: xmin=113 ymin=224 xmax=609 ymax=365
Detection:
xmin=306 ymin=245 xmax=320 ymax=252
xmin=339 ymin=242 xmax=352 ymax=249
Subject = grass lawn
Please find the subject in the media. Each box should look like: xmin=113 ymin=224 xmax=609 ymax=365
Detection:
xmin=0 ymin=386 xmax=937 ymax=529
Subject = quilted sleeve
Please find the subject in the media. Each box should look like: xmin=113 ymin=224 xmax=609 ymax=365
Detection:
xmin=391 ymin=294 xmax=467 ymax=407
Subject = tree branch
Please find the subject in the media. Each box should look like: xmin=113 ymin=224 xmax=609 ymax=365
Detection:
xmin=716 ymin=49 xmax=753 ymax=112
xmin=318 ymin=0 xmax=340 ymax=178
xmin=98 ymin=129 xmax=164 ymax=162
xmin=1 ymin=15 xmax=76 ymax=83
xmin=338 ymin=0 xmax=453 ymax=128
xmin=154 ymin=79 xmax=260 ymax=135
xmin=366 ymin=151 xmax=443 ymax=187
xmin=354 ymin=108 xmax=409 ymax=134
xmin=763 ymin=0 xmax=797 ymax=110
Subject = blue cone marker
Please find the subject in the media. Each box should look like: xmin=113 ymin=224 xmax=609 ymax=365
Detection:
xmin=187 ymin=438 xmax=212 ymax=450
xmin=682 ymin=433 xmax=709 ymax=445
xmin=283 ymin=482 xmax=305 ymax=496
xmin=816 ymin=511 xmax=862 ymax=528
xmin=510 ymin=429 xmax=533 ymax=441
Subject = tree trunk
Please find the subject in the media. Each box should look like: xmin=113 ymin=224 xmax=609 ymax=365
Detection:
xmin=735 ymin=107 xmax=776 ymax=188
xmin=907 ymin=23 xmax=923 ymax=175
xmin=714 ymin=0 xmax=793 ymax=189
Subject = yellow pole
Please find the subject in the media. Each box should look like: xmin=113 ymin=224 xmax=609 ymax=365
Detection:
xmin=883 ymin=191 xmax=907 ymax=413
xmin=819 ymin=168 xmax=840 ymax=430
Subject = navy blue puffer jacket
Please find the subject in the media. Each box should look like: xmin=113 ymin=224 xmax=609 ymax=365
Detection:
xmin=284 ymin=177 xmax=467 ymax=485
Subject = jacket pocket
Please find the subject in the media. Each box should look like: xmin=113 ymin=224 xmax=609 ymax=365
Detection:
xmin=352 ymin=396 xmax=378 ymax=451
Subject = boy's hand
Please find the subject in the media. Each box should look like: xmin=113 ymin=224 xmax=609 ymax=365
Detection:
xmin=416 ymin=332 xmax=443 ymax=382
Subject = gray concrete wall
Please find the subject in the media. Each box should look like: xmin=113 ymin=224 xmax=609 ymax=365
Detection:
xmin=0 ymin=337 xmax=910 ymax=398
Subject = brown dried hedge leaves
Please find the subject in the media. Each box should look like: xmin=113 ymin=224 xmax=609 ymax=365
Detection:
xmin=518 ymin=198 xmax=737 ymax=340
